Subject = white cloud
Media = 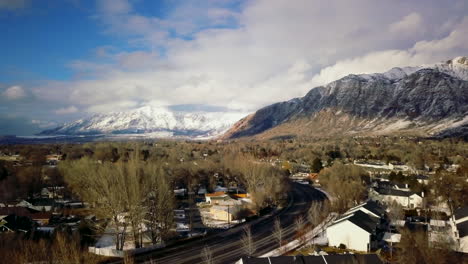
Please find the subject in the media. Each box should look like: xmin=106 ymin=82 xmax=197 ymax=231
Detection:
xmin=54 ymin=106 xmax=78 ymax=115
xmin=310 ymin=16 xmax=468 ymax=86
xmin=3 ymin=85 xmax=26 ymax=99
xmin=389 ymin=13 xmax=424 ymax=36
xmin=30 ymin=0 xmax=468 ymax=114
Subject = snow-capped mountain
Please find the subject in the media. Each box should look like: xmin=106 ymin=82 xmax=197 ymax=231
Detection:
xmin=40 ymin=106 xmax=248 ymax=139
xmin=360 ymin=56 xmax=468 ymax=81
xmin=223 ymin=57 xmax=468 ymax=139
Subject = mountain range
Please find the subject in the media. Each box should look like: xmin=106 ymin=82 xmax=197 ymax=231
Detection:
xmin=39 ymin=106 xmax=248 ymax=139
xmin=223 ymin=56 xmax=468 ymax=139
xmin=40 ymin=56 xmax=468 ymax=140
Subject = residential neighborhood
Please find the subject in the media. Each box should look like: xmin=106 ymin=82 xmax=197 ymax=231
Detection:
xmin=0 ymin=137 xmax=467 ymax=264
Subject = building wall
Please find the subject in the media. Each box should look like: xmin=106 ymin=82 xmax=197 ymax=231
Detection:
xmin=382 ymin=195 xmax=409 ymax=207
xmin=459 ymin=236 xmax=468 ymax=253
xmin=209 ymin=208 xmax=233 ymax=222
xmin=381 ymin=194 xmax=422 ymax=208
xmin=408 ymin=194 xmax=423 ymax=208
xmin=327 ymin=220 xmax=370 ymax=252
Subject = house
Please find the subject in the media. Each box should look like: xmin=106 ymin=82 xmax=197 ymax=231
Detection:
xmin=371 ymin=188 xmax=423 ymax=208
xmin=235 ymin=254 xmax=384 ymax=264
xmin=309 ymin=173 xmax=319 ymax=184
xmin=27 ymin=198 xmax=56 ymax=212
xmin=41 ymin=187 xmax=53 ymax=198
xmin=205 ymin=191 xmax=226 ymax=203
xmin=214 ymin=186 xmax=228 ymax=192
xmin=197 ymin=186 xmax=207 ymax=195
xmin=2 ymin=214 xmax=33 ymax=232
xmin=209 ymin=205 xmax=242 ymax=222
xmin=46 ymin=154 xmax=62 ymax=162
xmin=0 ymin=207 xmax=51 ymax=226
xmin=175 ymin=221 xmax=190 ymax=232
xmin=451 ymin=207 xmax=468 ymax=253
xmin=388 ymin=163 xmax=410 ymax=171
xmin=354 ymin=160 xmax=387 ymax=169
xmin=205 ymin=192 xmax=242 ymax=206
xmin=290 ymin=172 xmax=310 ymax=181
xmin=415 ymin=174 xmax=430 ymax=185
xmin=174 ymin=209 xmax=185 ymax=219
xmin=174 ymin=188 xmax=186 ymax=197
xmin=42 ymin=186 xmax=65 ymax=199
xmin=0 ymin=218 xmax=12 ymax=232
xmin=393 ymin=183 xmax=410 ymax=191
xmin=0 ymin=207 xmax=33 ymax=219
xmin=31 ymin=212 xmax=52 ymax=225
xmin=326 ymin=210 xmax=380 ymax=252
xmin=16 ymin=199 xmax=34 ymax=208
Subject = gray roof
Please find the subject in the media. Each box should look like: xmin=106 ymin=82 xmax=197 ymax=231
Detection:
xmin=457 ymin=220 xmax=468 ymax=238
xmin=362 ymin=201 xmax=385 ymax=217
xmin=238 ymin=254 xmax=383 ymax=264
xmin=374 ymin=187 xmax=417 ymax=197
xmin=333 ymin=210 xmax=379 ymax=234
xmin=415 ymin=174 xmax=429 ymax=180
xmin=454 ymin=206 xmax=468 ymax=221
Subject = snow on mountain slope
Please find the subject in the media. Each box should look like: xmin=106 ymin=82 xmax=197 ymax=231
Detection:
xmin=360 ymin=56 xmax=468 ymax=82
xmin=224 ymin=56 xmax=468 ymax=139
xmin=40 ymin=106 xmax=249 ymax=138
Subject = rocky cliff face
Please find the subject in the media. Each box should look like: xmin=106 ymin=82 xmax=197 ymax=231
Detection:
xmin=225 ymin=57 xmax=468 ymax=139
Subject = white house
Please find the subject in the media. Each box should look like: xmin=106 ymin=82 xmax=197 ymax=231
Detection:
xmin=372 ymin=188 xmax=423 ymax=208
xmin=205 ymin=192 xmax=242 ymax=206
xmin=326 ymin=210 xmax=380 ymax=252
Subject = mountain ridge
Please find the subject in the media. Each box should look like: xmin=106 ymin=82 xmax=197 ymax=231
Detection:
xmin=39 ymin=106 xmax=248 ymax=139
xmin=223 ymin=57 xmax=468 ymax=139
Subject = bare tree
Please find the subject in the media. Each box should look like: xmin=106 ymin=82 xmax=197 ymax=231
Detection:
xmin=60 ymin=151 xmax=151 ymax=250
xmin=201 ymin=246 xmax=214 ymax=264
xmin=295 ymin=215 xmax=307 ymax=246
xmin=273 ymin=218 xmax=283 ymax=249
xmin=387 ymin=201 xmax=404 ymax=260
xmin=60 ymin=158 xmax=128 ymax=250
xmin=241 ymin=225 xmax=256 ymax=257
xmin=308 ymin=202 xmax=322 ymax=229
xmin=145 ymin=163 xmax=174 ymax=245
xmin=319 ymin=162 xmax=367 ymax=212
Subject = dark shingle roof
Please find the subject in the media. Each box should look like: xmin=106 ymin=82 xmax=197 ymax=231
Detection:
xmin=362 ymin=201 xmax=385 ymax=217
xmin=415 ymin=175 xmax=429 ymax=180
xmin=457 ymin=220 xmax=468 ymax=238
xmin=238 ymin=254 xmax=383 ymax=264
xmin=333 ymin=210 xmax=379 ymax=234
xmin=374 ymin=187 xmax=416 ymax=197
xmin=454 ymin=206 xmax=468 ymax=221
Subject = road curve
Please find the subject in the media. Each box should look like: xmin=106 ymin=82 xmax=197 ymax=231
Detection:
xmin=127 ymin=182 xmax=327 ymax=264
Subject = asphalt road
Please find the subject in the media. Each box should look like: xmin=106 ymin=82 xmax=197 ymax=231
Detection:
xmin=129 ymin=182 xmax=327 ymax=264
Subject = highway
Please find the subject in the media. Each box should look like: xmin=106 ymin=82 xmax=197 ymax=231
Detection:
xmin=127 ymin=182 xmax=327 ymax=264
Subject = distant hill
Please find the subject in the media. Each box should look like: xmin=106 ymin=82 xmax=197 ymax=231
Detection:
xmin=223 ymin=57 xmax=468 ymax=139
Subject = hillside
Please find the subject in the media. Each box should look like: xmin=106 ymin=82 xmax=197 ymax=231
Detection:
xmin=224 ymin=57 xmax=468 ymax=139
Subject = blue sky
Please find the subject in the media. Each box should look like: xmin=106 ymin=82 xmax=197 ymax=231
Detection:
xmin=1 ymin=0 xmax=468 ymax=135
